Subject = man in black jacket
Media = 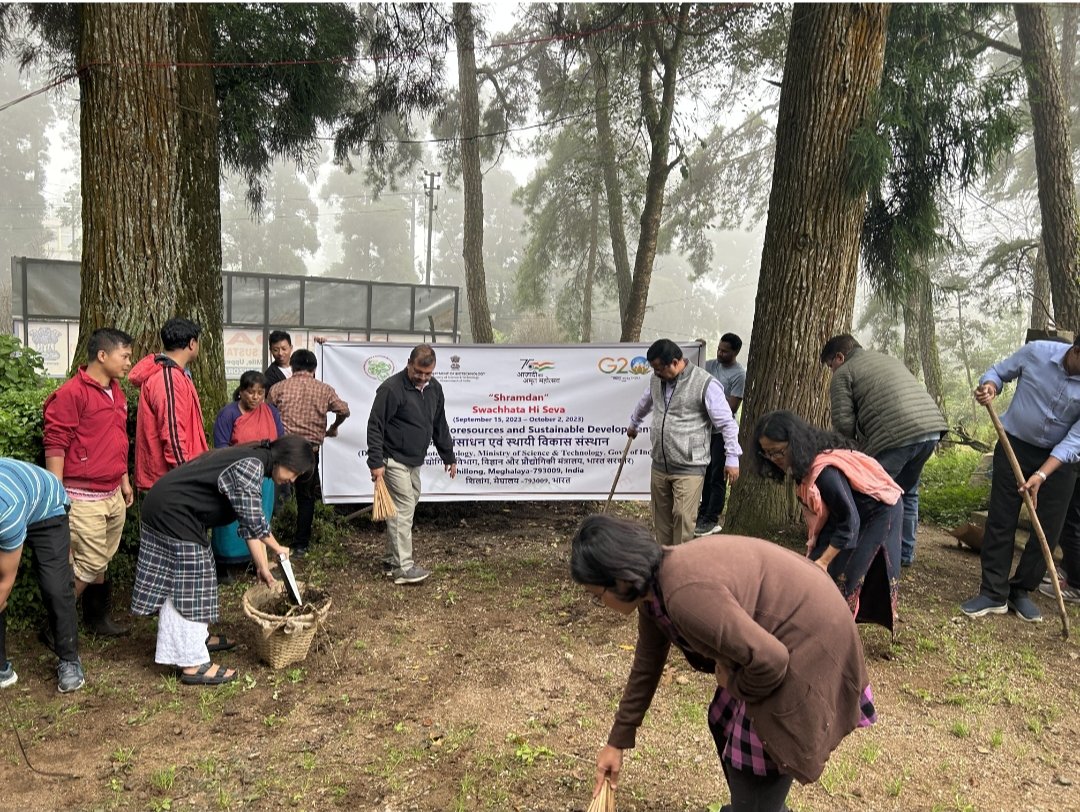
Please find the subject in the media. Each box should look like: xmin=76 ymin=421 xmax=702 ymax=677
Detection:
xmin=263 ymin=331 xmax=293 ymax=395
xmin=366 ymin=344 xmax=456 ymax=584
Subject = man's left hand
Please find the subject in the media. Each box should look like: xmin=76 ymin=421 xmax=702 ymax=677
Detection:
xmin=724 ymin=465 xmax=740 ymax=484
xmin=121 ymin=481 xmax=134 ymax=508
xmin=325 ymin=426 xmax=338 ymax=438
xmin=446 ymin=463 xmax=457 ymax=479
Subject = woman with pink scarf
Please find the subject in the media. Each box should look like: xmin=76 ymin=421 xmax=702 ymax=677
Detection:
xmin=753 ymin=410 xmax=902 ymax=632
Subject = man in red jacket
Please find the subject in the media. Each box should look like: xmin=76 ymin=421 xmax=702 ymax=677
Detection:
xmin=44 ymin=328 xmax=135 ymax=636
xmin=129 ymin=318 xmax=209 ymax=492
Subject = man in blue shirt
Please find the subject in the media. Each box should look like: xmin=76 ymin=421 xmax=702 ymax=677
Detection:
xmin=960 ymin=337 xmax=1080 ymax=623
xmin=0 ymin=458 xmax=84 ymax=692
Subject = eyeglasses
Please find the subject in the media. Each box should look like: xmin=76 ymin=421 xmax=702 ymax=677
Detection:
xmin=589 ymin=588 xmax=608 ymax=606
xmin=758 ymin=446 xmax=788 ymax=462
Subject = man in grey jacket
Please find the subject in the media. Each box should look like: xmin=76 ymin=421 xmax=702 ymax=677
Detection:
xmin=821 ymin=334 xmax=946 ymax=567
xmin=627 ymin=339 xmax=742 ymax=546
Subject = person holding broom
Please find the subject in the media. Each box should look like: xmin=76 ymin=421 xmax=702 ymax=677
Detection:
xmin=960 ymin=335 xmax=1080 ymax=622
xmin=366 ymin=344 xmax=456 ymax=585
xmin=130 ymin=436 xmax=315 ymax=685
xmin=572 ymin=514 xmax=875 ymax=811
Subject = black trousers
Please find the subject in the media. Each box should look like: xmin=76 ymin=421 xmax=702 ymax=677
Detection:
xmin=720 ymin=761 xmax=793 ymax=812
xmin=293 ymin=446 xmax=321 ymax=548
xmin=980 ymin=435 xmax=1077 ymax=601
xmin=697 ymin=432 xmax=728 ymax=526
xmin=1051 ymin=471 xmax=1080 ymax=589
xmin=0 ymin=514 xmax=79 ymax=664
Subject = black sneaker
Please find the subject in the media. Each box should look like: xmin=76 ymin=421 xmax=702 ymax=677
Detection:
xmin=0 ymin=660 xmax=16 ymax=689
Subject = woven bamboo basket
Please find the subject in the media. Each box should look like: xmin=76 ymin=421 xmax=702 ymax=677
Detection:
xmin=241 ymin=582 xmax=331 ymax=669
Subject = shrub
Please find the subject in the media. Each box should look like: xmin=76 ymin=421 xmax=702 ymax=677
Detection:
xmin=919 ymin=446 xmax=991 ymax=528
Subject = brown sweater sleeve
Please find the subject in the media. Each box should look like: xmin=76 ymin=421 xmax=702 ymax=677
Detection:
xmin=607 ymin=609 xmax=671 ymax=749
xmin=666 ymin=582 xmax=789 ymax=704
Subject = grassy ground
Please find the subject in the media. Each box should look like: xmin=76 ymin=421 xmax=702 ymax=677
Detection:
xmin=1 ymin=500 xmax=1078 ymax=812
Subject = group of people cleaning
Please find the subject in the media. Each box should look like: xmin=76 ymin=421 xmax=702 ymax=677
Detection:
xmin=2 ymin=320 xmax=1076 ymax=810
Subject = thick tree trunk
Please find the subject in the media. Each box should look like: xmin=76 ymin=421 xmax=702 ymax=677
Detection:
xmin=589 ymin=44 xmax=633 ymax=320
xmin=1015 ymin=4 xmax=1080 ymax=332
xmin=725 ymin=3 xmax=890 ymax=537
xmin=582 ymin=181 xmax=599 ymax=342
xmin=76 ymin=3 xmax=226 ymax=410
xmin=454 ymin=3 xmax=495 ymax=344
xmin=620 ymin=3 xmax=690 ymax=342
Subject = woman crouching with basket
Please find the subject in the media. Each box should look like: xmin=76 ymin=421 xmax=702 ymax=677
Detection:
xmin=131 ymin=435 xmax=315 ymax=686
xmin=573 ymin=514 xmax=876 ymax=811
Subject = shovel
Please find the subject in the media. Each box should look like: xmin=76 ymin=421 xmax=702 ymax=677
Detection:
xmin=603 ymin=435 xmax=634 ymax=514
xmin=279 ymin=552 xmax=304 ymax=606
xmin=984 ymin=401 xmax=1069 ymax=638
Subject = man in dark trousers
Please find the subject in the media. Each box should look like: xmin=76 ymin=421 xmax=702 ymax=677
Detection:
xmin=0 ymin=458 xmax=85 ymax=693
xmin=961 ymin=335 xmax=1080 ymax=623
xmin=268 ymin=349 xmax=350 ymax=555
xmin=695 ymin=332 xmax=746 ymax=536
xmin=821 ymin=334 xmax=946 ymax=567
xmin=366 ymin=344 xmax=456 ymax=585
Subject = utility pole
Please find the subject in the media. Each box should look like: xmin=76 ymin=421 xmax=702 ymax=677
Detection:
xmin=420 ymin=170 xmax=441 ymax=287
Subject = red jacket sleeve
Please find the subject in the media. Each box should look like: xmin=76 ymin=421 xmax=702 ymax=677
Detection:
xmin=42 ymin=383 xmax=81 ymax=459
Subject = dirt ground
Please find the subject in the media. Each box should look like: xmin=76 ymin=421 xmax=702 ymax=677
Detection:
xmin=2 ymin=501 xmax=1079 ymax=812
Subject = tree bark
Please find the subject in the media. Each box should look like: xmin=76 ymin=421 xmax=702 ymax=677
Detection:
xmin=589 ymin=43 xmax=633 ymax=320
xmin=620 ymin=2 xmax=690 ymax=342
xmin=454 ymin=3 xmax=495 ymax=344
xmin=915 ymin=273 xmax=946 ymax=415
xmin=725 ymin=3 xmax=890 ymax=537
xmin=582 ymin=180 xmax=599 ymax=342
xmin=76 ymin=3 xmax=226 ymax=411
xmin=1015 ymin=3 xmax=1080 ymax=332
xmin=901 ymin=287 xmax=921 ymax=376
xmin=1030 ymin=236 xmax=1052 ymax=329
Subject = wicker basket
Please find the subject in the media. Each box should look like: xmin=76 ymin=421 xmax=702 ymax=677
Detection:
xmin=241 ymin=582 xmax=331 ymax=670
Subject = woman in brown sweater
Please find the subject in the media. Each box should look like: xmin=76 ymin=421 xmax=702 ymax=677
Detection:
xmin=572 ymin=514 xmax=876 ymax=811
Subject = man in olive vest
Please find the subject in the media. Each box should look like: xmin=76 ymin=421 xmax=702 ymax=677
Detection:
xmin=626 ymin=339 xmax=742 ymax=546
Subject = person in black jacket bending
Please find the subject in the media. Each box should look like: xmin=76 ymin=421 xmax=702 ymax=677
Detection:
xmin=366 ymin=344 xmax=456 ymax=585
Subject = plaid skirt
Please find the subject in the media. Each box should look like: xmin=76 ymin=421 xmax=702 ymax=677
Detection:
xmin=130 ymin=524 xmax=220 ymax=624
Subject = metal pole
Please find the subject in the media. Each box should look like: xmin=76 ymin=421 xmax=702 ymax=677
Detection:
xmin=422 ymin=171 xmax=441 ymax=287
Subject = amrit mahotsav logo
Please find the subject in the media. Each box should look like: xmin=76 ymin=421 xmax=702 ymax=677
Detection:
xmin=522 ymin=359 xmax=555 ymax=372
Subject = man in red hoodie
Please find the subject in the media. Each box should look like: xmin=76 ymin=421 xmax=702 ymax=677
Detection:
xmin=129 ymin=318 xmax=209 ymax=492
xmin=44 ymin=328 xmax=135 ymax=636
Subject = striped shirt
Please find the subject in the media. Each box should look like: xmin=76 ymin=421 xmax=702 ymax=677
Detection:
xmin=0 ymin=458 xmax=69 ymax=551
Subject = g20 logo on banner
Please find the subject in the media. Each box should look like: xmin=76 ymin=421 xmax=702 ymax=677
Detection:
xmin=598 ymin=356 xmax=650 ymax=375
xmin=363 ymin=355 xmax=395 ymax=381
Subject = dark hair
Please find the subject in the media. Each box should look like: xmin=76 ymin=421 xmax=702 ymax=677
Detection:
xmin=87 ymin=328 xmax=133 ymax=362
xmin=233 ymin=370 xmax=267 ymax=401
xmin=646 ymin=339 xmax=682 ymax=366
xmin=268 ymin=434 xmax=316 ymax=475
xmin=409 ymin=343 xmax=436 ymax=366
xmin=160 ymin=317 xmax=201 ymax=351
xmin=290 ymin=349 xmax=317 ymax=373
xmin=570 ymin=515 xmax=662 ymax=600
xmin=719 ymin=333 xmax=743 ymax=353
xmin=268 ymin=330 xmax=292 ymax=347
xmin=751 ymin=410 xmax=856 ymax=482
xmin=819 ymin=334 xmax=861 ymax=364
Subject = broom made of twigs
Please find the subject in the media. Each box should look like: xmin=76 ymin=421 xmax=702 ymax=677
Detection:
xmin=586 ymin=780 xmax=616 ymax=812
xmin=372 ymin=477 xmax=397 ymax=521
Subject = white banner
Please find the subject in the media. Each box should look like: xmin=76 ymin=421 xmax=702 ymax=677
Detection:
xmin=318 ymin=342 xmax=706 ymax=503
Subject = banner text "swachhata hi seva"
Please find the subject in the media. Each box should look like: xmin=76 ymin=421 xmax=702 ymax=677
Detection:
xmin=317 ymin=342 xmax=705 ymax=503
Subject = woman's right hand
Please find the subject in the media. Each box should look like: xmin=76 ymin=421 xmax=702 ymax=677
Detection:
xmin=594 ymin=744 xmax=623 ymax=795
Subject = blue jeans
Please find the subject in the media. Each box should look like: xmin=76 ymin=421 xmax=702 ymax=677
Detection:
xmin=875 ymin=439 xmax=938 ymax=565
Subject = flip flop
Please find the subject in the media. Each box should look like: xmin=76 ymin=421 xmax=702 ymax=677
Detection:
xmin=179 ymin=662 xmax=237 ymax=686
xmin=205 ymin=634 xmax=237 ymax=653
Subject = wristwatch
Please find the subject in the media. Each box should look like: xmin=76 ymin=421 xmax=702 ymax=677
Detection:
xmin=1034 ymin=470 xmax=1048 ymax=481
